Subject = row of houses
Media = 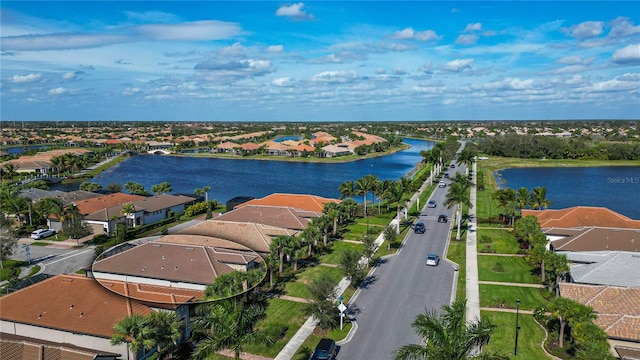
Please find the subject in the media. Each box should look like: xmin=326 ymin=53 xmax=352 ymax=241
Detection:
xmin=522 ymin=206 xmax=640 ymax=357
xmin=0 ymin=193 xmax=340 ymax=359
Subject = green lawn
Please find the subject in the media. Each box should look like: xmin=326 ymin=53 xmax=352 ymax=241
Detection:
xmin=285 ymin=265 xmax=344 ymax=299
xmin=447 ymin=237 xmax=466 ymax=301
xmin=479 ymin=284 xmax=547 ymax=310
xmin=318 ymin=241 xmax=364 ymax=264
xmin=477 ymin=228 xmax=521 ymax=254
xmin=481 ymin=311 xmax=548 ymax=359
xmin=0 ymin=260 xmax=26 ymax=281
xmin=292 ymin=322 xmax=353 ymax=360
xmin=478 ymin=256 xmax=537 ymax=284
xmin=244 ymin=298 xmax=309 ymax=357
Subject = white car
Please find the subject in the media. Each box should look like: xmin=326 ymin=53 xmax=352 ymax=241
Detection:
xmin=426 ymin=253 xmax=440 ymax=266
xmin=438 ymin=181 xmax=446 ymax=188
xmin=31 ymin=229 xmax=56 ymax=240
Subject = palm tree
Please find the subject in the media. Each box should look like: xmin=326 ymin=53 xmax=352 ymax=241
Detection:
xmin=147 ymin=311 xmax=183 ymax=359
xmin=191 ymin=300 xmax=271 ymax=360
xmin=494 ymin=188 xmax=516 ymax=224
xmin=444 ymin=182 xmax=473 ymax=240
xmin=515 ymin=187 xmax=531 ymax=213
xmin=111 ymin=314 xmax=154 ymax=358
xmin=530 ymin=186 xmax=552 ymax=210
xmin=121 ymin=202 xmax=136 ymax=228
xmin=301 ymin=220 xmax=321 ymax=256
xmin=151 ymin=181 xmax=172 ymax=195
xmin=340 ymin=197 xmax=359 ymax=222
xmin=384 ymin=181 xmax=406 ymax=234
xmin=456 ymin=147 xmax=476 ymax=175
xmin=338 ymin=180 xmax=357 ymax=199
xmin=269 ymin=235 xmax=289 ymax=275
xmin=315 ymin=215 xmax=333 ymax=247
xmin=3 ymin=163 xmax=19 ymax=182
xmin=394 ymin=298 xmax=495 ymax=360
xmin=323 ymin=202 xmax=341 ymax=236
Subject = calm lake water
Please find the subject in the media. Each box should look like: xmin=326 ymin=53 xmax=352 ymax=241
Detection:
xmin=84 ymin=138 xmax=434 ymax=204
xmin=497 ymin=166 xmax=640 ymax=219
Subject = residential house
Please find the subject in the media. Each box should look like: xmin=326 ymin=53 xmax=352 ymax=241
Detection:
xmin=522 ymin=206 xmax=640 ymax=229
xmin=559 ymin=283 xmax=640 ymax=356
xmin=214 ymin=141 xmax=240 ymax=153
xmin=0 ymin=274 xmax=154 ymax=360
xmin=214 ymin=204 xmax=322 ymax=231
xmin=321 ymin=144 xmax=351 ymax=157
xmin=547 ymin=227 xmax=640 ymax=253
xmin=239 ymin=142 xmax=261 ymax=155
xmin=234 ymin=193 xmax=341 ymax=213
xmin=262 ymin=141 xmax=291 ymax=156
xmin=0 ymin=333 xmax=120 ymax=360
xmin=174 ymin=220 xmax=299 ymax=254
xmin=83 ymin=194 xmax=197 ymax=233
xmin=91 ymin=240 xmax=259 ymax=293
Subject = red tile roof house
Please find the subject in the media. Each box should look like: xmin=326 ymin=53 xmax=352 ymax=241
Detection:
xmin=214 ymin=141 xmax=240 ymax=154
xmin=235 ymin=193 xmax=341 ymax=213
xmin=559 ymin=283 xmax=640 ymax=357
xmin=522 ymin=206 xmax=640 ymax=229
xmin=0 ymin=274 xmax=154 ymax=360
xmin=261 ymin=140 xmax=291 ymax=156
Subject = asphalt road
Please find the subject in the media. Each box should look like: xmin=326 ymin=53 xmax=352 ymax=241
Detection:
xmin=337 ymin=163 xmax=466 ymax=359
xmin=14 ymin=241 xmax=96 ymax=276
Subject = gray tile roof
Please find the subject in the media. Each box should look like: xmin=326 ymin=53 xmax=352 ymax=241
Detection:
xmin=564 ymin=251 xmax=640 ymax=287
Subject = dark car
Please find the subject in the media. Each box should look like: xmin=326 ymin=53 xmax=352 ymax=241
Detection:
xmin=450 ymin=163 xmax=456 ymax=168
xmin=414 ymin=221 xmax=426 ymax=234
xmin=310 ymin=338 xmax=337 ymax=360
xmin=438 ymin=214 xmax=448 ymax=223
xmin=443 ymin=173 xmax=450 ymax=179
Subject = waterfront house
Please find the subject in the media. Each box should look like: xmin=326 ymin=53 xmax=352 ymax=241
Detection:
xmin=234 ymin=193 xmax=341 ymax=213
xmin=322 ymin=144 xmax=351 ymax=157
xmin=214 ymin=204 xmax=322 ymax=231
xmin=215 ymin=141 xmax=240 ymax=153
xmin=239 ymin=142 xmax=261 ymax=155
xmin=522 ymin=206 xmax=640 ymax=229
xmin=262 ymin=140 xmax=291 ymax=156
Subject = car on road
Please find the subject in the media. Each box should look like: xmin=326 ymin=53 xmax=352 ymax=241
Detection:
xmin=437 ymin=214 xmax=448 ymax=223
xmin=425 ymin=253 xmax=440 ymax=266
xmin=438 ymin=181 xmax=446 ymax=188
xmin=30 ymin=229 xmax=56 ymax=240
xmin=443 ymin=173 xmax=449 ymax=179
xmin=310 ymin=338 xmax=337 ymax=360
xmin=450 ymin=163 xmax=456 ymax=168
xmin=413 ymin=222 xmax=426 ymax=234
xmin=427 ymin=200 xmax=437 ymax=208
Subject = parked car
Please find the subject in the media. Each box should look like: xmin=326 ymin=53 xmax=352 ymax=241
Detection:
xmin=426 ymin=253 xmax=440 ymax=266
xmin=427 ymin=200 xmax=437 ymax=208
xmin=31 ymin=229 xmax=56 ymax=240
xmin=310 ymin=338 xmax=337 ymax=360
xmin=438 ymin=214 xmax=448 ymax=223
xmin=438 ymin=181 xmax=446 ymax=188
xmin=414 ymin=221 xmax=426 ymax=234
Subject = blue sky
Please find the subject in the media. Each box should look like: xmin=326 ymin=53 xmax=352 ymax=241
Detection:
xmin=1 ymin=1 xmax=639 ymax=122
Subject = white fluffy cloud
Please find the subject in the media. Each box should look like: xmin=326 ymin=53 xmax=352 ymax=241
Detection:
xmin=391 ymin=27 xmax=441 ymax=41
xmin=272 ymin=77 xmax=294 ymax=87
xmin=267 ymin=45 xmax=284 ymax=53
xmin=456 ymin=34 xmax=479 ymax=45
xmin=565 ymin=21 xmax=604 ymax=40
xmin=464 ymin=23 xmax=482 ymax=32
xmin=48 ymin=87 xmax=67 ymax=95
xmin=441 ymin=59 xmax=474 ymax=72
xmin=275 ymin=3 xmax=314 ymax=21
xmin=9 ymin=73 xmax=42 ymax=83
xmin=310 ymin=70 xmax=358 ymax=83
xmin=612 ymin=44 xmax=640 ymax=65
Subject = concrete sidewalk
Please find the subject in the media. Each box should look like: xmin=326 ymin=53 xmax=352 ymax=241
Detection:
xmin=466 ymin=160 xmax=481 ymax=324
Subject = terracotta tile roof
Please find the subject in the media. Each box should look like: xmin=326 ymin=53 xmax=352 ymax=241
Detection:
xmin=261 ymin=140 xmax=291 ymax=151
xmin=548 ymin=227 xmax=640 ymax=252
xmin=559 ymin=283 xmax=640 ymax=341
xmin=74 ymin=193 xmax=145 ymax=215
xmin=295 ymin=144 xmax=315 ymax=152
xmin=174 ymin=220 xmax=299 ymax=253
xmin=217 ymin=141 xmax=240 ymax=149
xmin=240 ymin=142 xmax=261 ymax=150
xmin=0 ymin=274 xmax=152 ymax=338
xmin=97 ymin=279 xmax=205 ymax=305
xmin=522 ymin=206 xmax=640 ymax=229
xmin=214 ymin=205 xmax=321 ymax=230
xmin=0 ymin=333 xmax=120 ymax=360
xmin=236 ymin=193 xmax=340 ymax=213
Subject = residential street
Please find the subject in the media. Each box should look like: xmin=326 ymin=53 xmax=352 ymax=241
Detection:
xmin=336 ymin=163 xmax=466 ymax=359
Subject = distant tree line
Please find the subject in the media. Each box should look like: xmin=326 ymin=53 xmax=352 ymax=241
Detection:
xmin=479 ymin=134 xmax=640 ymax=160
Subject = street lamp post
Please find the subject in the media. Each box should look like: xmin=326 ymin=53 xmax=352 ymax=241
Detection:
xmin=514 ymin=298 xmax=521 ymax=355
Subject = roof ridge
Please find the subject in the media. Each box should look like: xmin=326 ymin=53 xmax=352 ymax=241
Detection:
xmin=202 ymin=246 xmax=218 ymax=278
xmin=603 ymin=314 xmax=626 ymax=332
xmin=584 ymin=284 xmax=610 ymax=306
xmin=558 ymin=227 xmax=593 ymax=250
